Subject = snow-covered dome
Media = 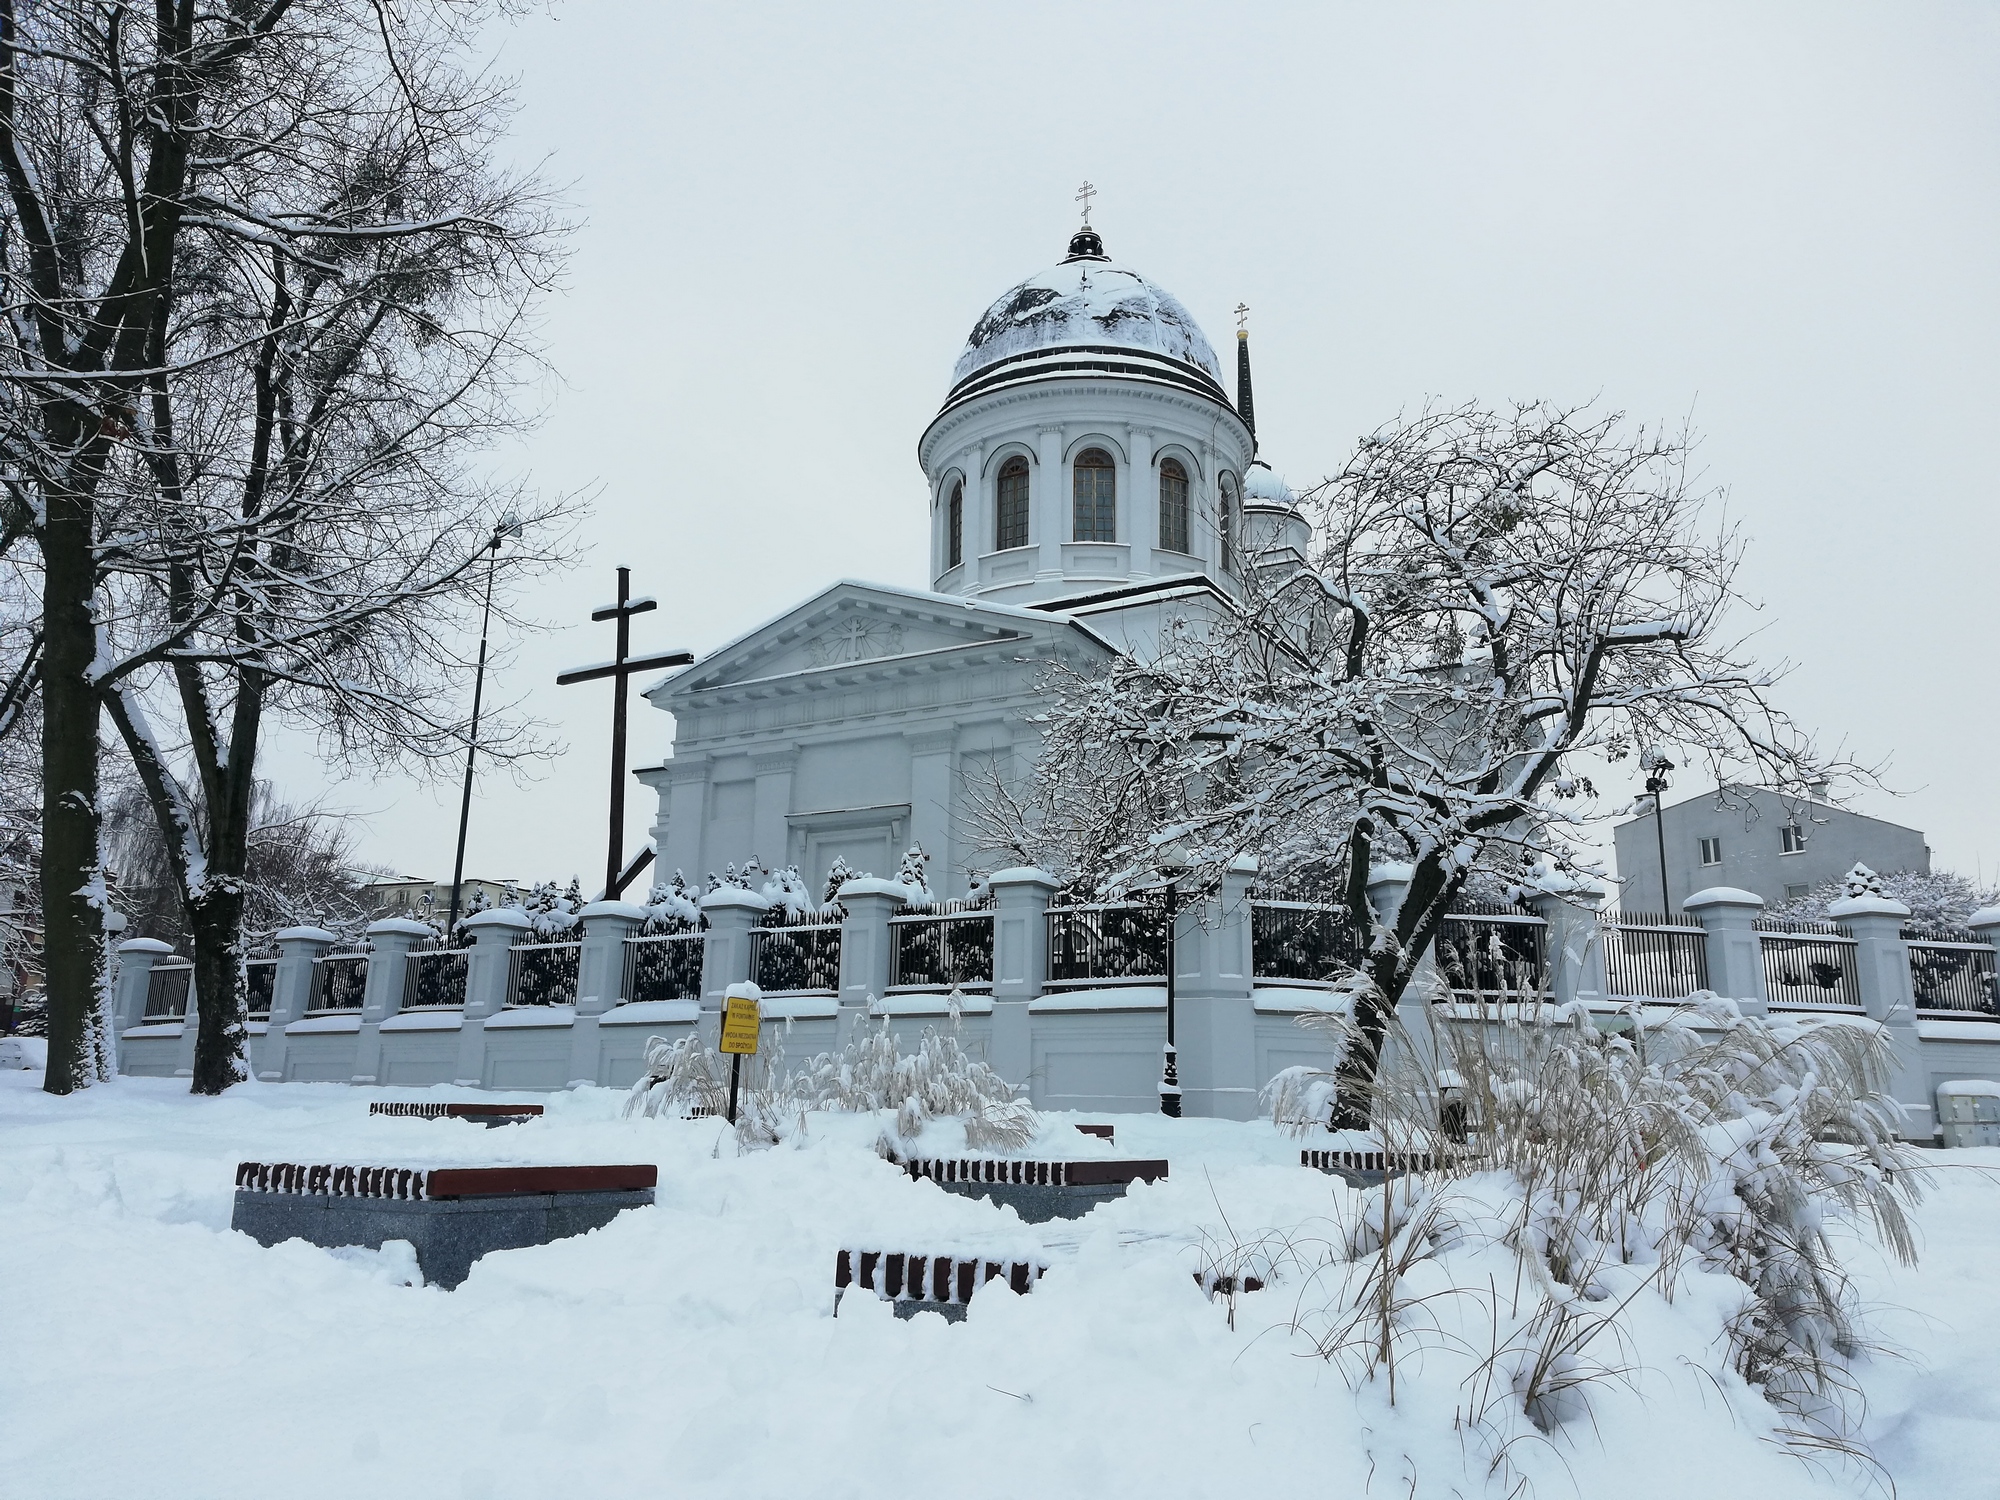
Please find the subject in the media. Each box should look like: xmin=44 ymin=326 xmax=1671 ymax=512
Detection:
xmin=938 ymin=229 xmax=1230 ymax=417
xmin=1242 ymin=466 xmax=1296 ymax=506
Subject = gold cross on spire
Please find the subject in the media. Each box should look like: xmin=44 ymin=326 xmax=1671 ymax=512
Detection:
xmin=1235 ymin=302 xmax=1250 ymax=333
xmin=1075 ymin=179 xmax=1096 ymax=226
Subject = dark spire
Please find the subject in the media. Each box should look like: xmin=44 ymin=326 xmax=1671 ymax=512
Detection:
xmin=1235 ymin=327 xmax=1256 ymax=438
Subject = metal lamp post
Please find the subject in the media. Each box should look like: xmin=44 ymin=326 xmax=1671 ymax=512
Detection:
xmin=1643 ymin=752 xmax=1675 ymax=914
xmin=1157 ymin=850 xmax=1190 ymax=1118
xmin=446 ymin=514 xmax=522 ymax=935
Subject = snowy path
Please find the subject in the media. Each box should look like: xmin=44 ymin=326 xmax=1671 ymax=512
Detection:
xmin=3 ymin=1069 xmax=1995 ymax=1500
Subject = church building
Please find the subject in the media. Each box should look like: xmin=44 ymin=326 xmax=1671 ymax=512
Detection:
xmin=638 ymin=223 xmax=1307 ymax=894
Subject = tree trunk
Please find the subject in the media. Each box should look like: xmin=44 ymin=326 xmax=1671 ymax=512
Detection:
xmin=39 ymin=465 xmax=101 ymax=1094
xmin=187 ymin=888 xmax=248 ymax=1094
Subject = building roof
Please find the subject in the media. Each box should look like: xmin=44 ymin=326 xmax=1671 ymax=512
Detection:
xmin=938 ymin=229 xmax=1227 ymax=419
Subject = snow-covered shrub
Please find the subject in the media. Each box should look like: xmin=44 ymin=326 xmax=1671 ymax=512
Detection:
xmin=1293 ymin=996 xmax=1927 ymax=1460
xmin=624 ymin=1034 xmax=728 ymax=1120
xmin=1770 ymin=863 xmax=1998 ymax=928
xmin=821 ymin=857 xmax=858 ymax=905
xmin=894 ymin=843 xmax=933 ymax=899
xmin=642 ymin=870 xmax=703 ymax=933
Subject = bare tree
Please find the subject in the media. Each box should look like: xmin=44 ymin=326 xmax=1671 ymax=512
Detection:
xmin=1003 ymin=403 xmax=1835 ymax=1124
xmin=0 ymin=2 xmax=577 ymax=1092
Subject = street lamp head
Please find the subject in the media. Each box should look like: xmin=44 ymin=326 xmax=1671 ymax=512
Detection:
xmin=491 ymin=512 xmax=523 ymax=548
xmin=1156 ymin=847 xmax=1192 ymax=878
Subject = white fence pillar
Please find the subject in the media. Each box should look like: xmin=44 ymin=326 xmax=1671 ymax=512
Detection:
xmin=352 ymin=918 xmax=431 ymax=1085
xmin=1683 ymin=887 xmax=1768 ymax=1015
xmin=112 ymin=938 xmax=173 ymax=1039
xmin=988 ymin=868 xmax=1057 ymax=1093
xmin=257 ymin=926 xmax=336 ymax=1082
xmin=1521 ymin=881 xmax=1607 ymax=1009
xmin=1176 ymin=857 xmax=1258 ymax=1120
xmin=570 ymin=901 xmax=649 ymax=1086
xmin=836 ymin=880 xmax=906 ymax=1043
xmin=698 ymin=890 xmax=769 ymax=1014
xmin=454 ymin=909 xmax=531 ymax=1086
xmin=1831 ymin=891 xmax=1930 ymax=1140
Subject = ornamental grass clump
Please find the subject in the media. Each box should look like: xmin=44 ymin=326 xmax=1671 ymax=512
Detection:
xmin=794 ymin=1020 xmax=1038 ymax=1152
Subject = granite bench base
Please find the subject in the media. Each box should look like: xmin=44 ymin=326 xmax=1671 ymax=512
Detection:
xmin=230 ymin=1161 xmax=656 ymax=1288
xmin=900 ymin=1156 xmax=1168 ymax=1222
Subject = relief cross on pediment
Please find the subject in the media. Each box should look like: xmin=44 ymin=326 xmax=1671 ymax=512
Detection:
xmin=804 ymin=618 xmax=906 ymax=668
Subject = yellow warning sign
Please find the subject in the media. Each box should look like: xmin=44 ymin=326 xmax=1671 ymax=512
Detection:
xmin=719 ymin=994 xmax=761 ymax=1055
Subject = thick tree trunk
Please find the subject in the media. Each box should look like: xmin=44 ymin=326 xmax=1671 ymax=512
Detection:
xmin=39 ymin=470 xmax=102 ymax=1094
xmin=187 ymin=890 xmax=248 ymax=1094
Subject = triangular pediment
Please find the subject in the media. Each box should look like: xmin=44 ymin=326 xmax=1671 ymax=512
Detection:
xmin=645 ymin=581 xmax=1066 ymax=703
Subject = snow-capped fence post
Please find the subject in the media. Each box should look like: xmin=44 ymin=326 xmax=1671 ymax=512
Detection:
xmin=257 ymin=927 xmax=337 ymax=1082
xmin=698 ymin=887 xmax=770 ymax=1020
xmin=1519 ymin=879 xmax=1608 ymax=1008
xmin=568 ymin=901 xmax=650 ymax=1086
xmin=989 ymin=867 xmax=1060 ymax=1095
xmin=1172 ymin=855 xmax=1259 ymax=1119
xmin=1682 ymin=888 xmax=1768 ymax=1015
xmin=352 ymin=918 xmax=434 ymax=1085
xmin=1971 ymin=907 xmax=2000 ymax=984
xmin=1367 ymin=864 xmax=1439 ymax=1078
xmin=1828 ymin=885 xmax=1931 ymax=1140
xmin=454 ymin=909 xmax=533 ymax=1087
xmin=835 ymin=878 xmax=908 ymax=1044
xmin=111 ymin=937 xmax=174 ymax=1039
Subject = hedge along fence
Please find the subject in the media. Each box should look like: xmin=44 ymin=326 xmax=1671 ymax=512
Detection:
xmin=1251 ymin=900 xmax=1364 ymax=984
xmin=623 ymin=931 xmax=706 ymax=1003
xmin=890 ymin=899 xmax=995 ymax=990
xmin=507 ymin=940 xmax=581 ymax=1007
xmin=751 ymin=909 xmax=842 ymax=993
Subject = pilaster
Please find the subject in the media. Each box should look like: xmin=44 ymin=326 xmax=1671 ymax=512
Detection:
xmin=1034 ymin=425 xmax=1065 ymax=582
xmin=750 ymin=750 xmax=798 ymax=869
xmin=905 ymin=730 xmax=957 ymax=891
xmin=1127 ymin=427 xmax=1156 ymax=576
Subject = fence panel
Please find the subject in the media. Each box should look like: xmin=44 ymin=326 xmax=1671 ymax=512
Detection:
xmin=403 ymin=946 xmax=469 ymax=1009
xmin=308 ymin=954 xmax=369 ymax=1011
xmin=890 ymin=911 xmax=995 ymax=989
xmin=751 ymin=923 xmax=842 ymax=993
xmin=1435 ymin=911 xmax=1549 ymax=998
xmin=244 ymin=959 xmax=278 ymax=1016
xmin=506 ymin=941 xmax=581 ymax=1007
xmin=1601 ymin=912 xmax=1709 ymax=999
xmin=1251 ymin=901 xmax=1363 ymax=983
xmin=624 ymin=933 xmax=706 ymax=1003
xmin=1755 ymin=918 xmax=1860 ymax=1008
xmin=1903 ymin=925 xmax=1999 ymax=1017
xmin=1046 ymin=903 xmax=1167 ymax=986
xmin=143 ymin=962 xmax=193 ymax=1019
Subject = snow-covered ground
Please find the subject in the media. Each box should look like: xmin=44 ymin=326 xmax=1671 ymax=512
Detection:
xmin=4 ymin=1065 xmax=1998 ymax=1500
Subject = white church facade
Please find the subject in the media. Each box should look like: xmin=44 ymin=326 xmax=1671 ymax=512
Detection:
xmin=638 ymin=224 xmax=1305 ymax=896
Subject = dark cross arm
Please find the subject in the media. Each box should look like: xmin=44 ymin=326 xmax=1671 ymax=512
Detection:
xmin=555 ymin=649 xmax=692 ymax=686
xmin=591 ymin=596 xmax=657 ymax=622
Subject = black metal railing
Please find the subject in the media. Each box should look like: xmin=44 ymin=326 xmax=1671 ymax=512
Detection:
xmin=1046 ymin=902 xmax=1167 ymax=985
xmin=623 ymin=932 xmax=706 ymax=1003
xmin=1251 ymin=901 xmax=1363 ymax=983
xmin=308 ymin=954 xmax=369 ymax=1011
xmin=751 ymin=919 xmax=842 ymax=993
xmin=403 ymin=945 xmax=470 ymax=1009
xmin=1905 ymin=928 xmax=1999 ymax=1016
xmin=890 ymin=908 xmax=995 ymax=989
xmin=1601 ymin=911 xmax=1709 ymax=999
xmin=143 ymin=962 xmax=193 ymax=1019
xmin=1435 ymin=912 xmax=1549 ymax=997
xmin=506 ymin=941 xmax=581 ymax=1007
xmin=244 ymin=959 xmax=278 ymax=1016
xmin=1755 ymin=919 xmax=1860 ymax=1008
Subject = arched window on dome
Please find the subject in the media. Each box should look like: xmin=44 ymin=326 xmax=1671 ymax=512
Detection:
xmin=947 ymin=480 xmax=963 ymax=570
xmin=1218 ymin=472 xmax=1240 ymax=573
xmin=996 ymin=457 xmax=1030 ymax=551
xmin=1073 ymin=448 xmax=1116 ymax=543
xmin=1158 ymin=458 xmax=1190 ymax=556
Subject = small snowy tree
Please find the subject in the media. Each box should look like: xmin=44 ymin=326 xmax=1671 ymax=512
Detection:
xmin=1771 ymin=863 xmax=1996 ymax=929
xmin=1002 ymin=403 xmax=1834 ymax=1124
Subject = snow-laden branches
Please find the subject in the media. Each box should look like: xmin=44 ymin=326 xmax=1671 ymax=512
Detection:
xmin=997 ymin=402 xmax=1840 ymax=1120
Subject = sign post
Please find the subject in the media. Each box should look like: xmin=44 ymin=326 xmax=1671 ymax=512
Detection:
xmin=718 ymin=990 xmax=762 ymax=1124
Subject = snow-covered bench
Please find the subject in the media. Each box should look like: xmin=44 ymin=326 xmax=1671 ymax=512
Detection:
xmin=834 ymin=1248 xmax=1047 ymax=1321
xmin=898 ymin=1154 xmax=1167 ymax=1221
xmin=368 ymin=1101 xmax=543 ymax=1126
xmin=231 ymin=1160 xmax=655 ymax=1287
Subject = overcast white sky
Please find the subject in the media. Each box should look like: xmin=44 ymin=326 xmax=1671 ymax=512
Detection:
xmin=272 ymin=1 xmax=2000 ymax=894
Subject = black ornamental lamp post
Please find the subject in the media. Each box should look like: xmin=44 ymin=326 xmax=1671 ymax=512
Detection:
xmin=1158 ymin=849 xmax=1190 ymax=1118
xmin=1643 ymin=752 xmax=1675 ymax=914
xmin=446 ymin=514 xmax=522 ymax=937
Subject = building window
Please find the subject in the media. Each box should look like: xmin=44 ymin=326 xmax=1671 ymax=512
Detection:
xmin=1780 ymin=823 xmax=1806 ymax=855
xmin=1157 ymin=458 xmax=1190 ymax=555
xmin=946 ymin=480 xmax=963 ymax=570
xmin=1073 ymin=447 xmax=1116 ymax=542
xmin=1697 ymin=837 xmax=1722 ymax=867
xmin=1785 ymin=884 xmax=1810 ymax=900
xmin=996 ymin=457 xmax=1029 ymax=551
xmin=1219 ymin=471 xmax=1239 ymax=572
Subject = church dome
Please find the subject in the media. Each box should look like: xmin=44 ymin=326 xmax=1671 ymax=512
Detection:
xmin=938 ymin=230 xmax=1229 ymax=417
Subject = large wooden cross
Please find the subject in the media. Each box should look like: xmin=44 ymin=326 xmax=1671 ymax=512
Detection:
xmin=557 ymin=567 xmax=692 ymax=899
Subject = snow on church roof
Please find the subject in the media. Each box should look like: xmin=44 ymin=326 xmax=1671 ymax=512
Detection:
xmin=950 ymin=231 xmax=1224 ymax=390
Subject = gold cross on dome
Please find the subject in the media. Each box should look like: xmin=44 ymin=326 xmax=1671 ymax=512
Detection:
xmin=1075 ymin=180 xmax=1096 ymax=225
xmin=1235 ymin=302 xmax=1250 ymax=332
